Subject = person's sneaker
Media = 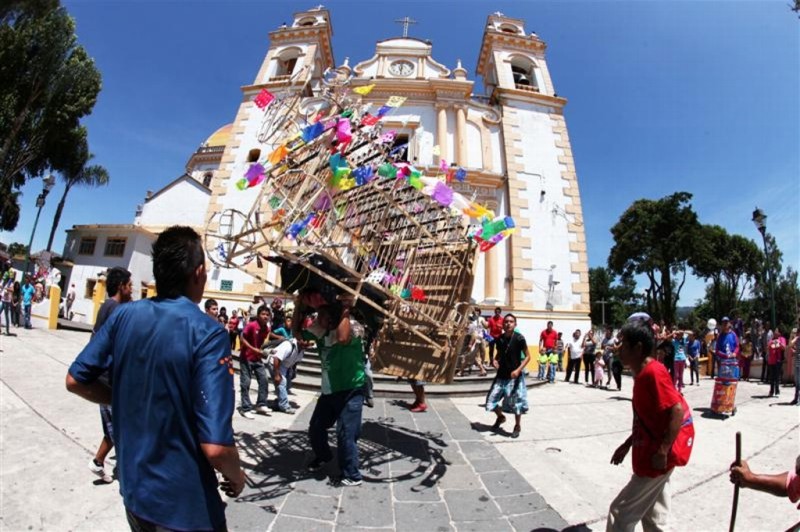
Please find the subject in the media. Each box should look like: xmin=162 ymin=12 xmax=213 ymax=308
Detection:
xmin=410 ymin=403 xmax=427 ymax=413
xmin=240 ymin=410 xmax=256 ymax=419
xmin=88 ymin=459 xmax=113 ymax=483
xmin=277 ymin=407 xmax=295 ymax=415
xmin=364 ymin=397 xmax=374 ymax=408
xmin=307 ymin=457 xmax=328 ymax=471
xmin=339 ymin=477 xmax=362 ymax=487
xmin=255 ymin=405 xmax=271 ymax=415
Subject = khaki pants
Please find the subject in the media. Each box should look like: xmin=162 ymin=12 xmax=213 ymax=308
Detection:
xmin=607 ymin=469 xmax=673 ymax=532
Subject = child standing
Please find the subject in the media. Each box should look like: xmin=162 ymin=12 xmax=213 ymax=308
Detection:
xmin=537 ymin=350 xmax=548 ymax=381
xmin=556 ymin=332 xmax=565 ymax=372
xmin=687 ymin=331 xmax=701 ymax=385
xmin=548 ymin=349 xmax=559 ymax=383
xmin=672 ymin=330 xmax=687 ymax=392
xmin=593 ymin=351 xmax=605 ymax=388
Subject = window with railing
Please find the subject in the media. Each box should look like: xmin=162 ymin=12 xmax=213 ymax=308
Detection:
xmin=78 ymin=237 xmax=97 ymax=256
xmin=104 ymin=237 xmax=127 ymax=257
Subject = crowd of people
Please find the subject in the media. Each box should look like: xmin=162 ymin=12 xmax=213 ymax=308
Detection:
xmin=56 ymin=225 xmax=799 ymax=531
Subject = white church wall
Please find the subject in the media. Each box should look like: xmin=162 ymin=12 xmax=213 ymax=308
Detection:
xmin=511 ymin=102 xmax=577 ymax=310
xmin=138 ymin=180 xmax=210 ymax=229
xmin=466 ymin=121 xmax=483 ymax=169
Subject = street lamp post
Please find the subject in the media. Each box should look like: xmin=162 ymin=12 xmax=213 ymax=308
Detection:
xmin=751 ymin=207 xmax=777 ymax=327
xmin=22 ymin=175 xmax=56 ymax=277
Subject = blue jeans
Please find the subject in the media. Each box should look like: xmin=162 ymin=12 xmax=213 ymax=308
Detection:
xmin=239 ymin=360 xmax=268 ymax=412
xmin=537 ymin=363 xmax=546 ymax=380
xmin=547 ymin=362 xmax=556 ymax=383
xmin=268 ymin=362 xmax=291 ymax=411
xmin=0 ymin=301 xmax=10 ymax=334
xmin=309 ymin=389 xmax=363 ymax=481
xmin=23 ymin=303 xmax=31 ymax=329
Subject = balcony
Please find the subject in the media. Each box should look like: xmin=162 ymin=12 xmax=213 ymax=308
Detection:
xmin=515 ymin=83 xmax=540 ymax=93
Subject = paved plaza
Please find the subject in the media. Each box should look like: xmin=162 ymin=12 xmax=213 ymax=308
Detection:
xmin=1 ymin=328 xmax=798 ymax=531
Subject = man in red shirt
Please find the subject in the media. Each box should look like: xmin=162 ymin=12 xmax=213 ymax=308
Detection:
xmin=539 ymin=321 xmax=558 ymax=358
xmin=239 ymin=305 xmax=271 ymax=419
xmin=486 ymin=307 xmax=504 ymax=361
xmin=607 ymin=315 xmax=683 ymax=531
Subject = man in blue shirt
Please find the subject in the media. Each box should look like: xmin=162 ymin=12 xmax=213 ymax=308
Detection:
xmin=21 ymin=275 xmax=35 ymax=329
xmin=66 ymin=226 xmax=244 ymax=531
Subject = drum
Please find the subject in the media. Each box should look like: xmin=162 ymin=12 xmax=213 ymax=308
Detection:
xmin=711 ymin=378 xmax=737 ymax=415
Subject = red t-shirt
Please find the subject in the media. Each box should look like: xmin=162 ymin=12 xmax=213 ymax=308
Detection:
xmin=767 ymin=337 xmax=786 ymax=365
xmin=539 ymin=328 xmax=558 ymax=350
xmin=487 ymin=315 xmax=504 ymax=338
xmin=241 ymin=320 xmax=270 ymax=362
xmin=632 ymin=359 xmax=682 ymax=478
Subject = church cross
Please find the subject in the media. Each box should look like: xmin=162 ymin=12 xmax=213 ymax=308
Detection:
xmin=492 ymin=11 xmax=505 ymax=17
xmin=394 ymin=16 xmax=417 ymax=38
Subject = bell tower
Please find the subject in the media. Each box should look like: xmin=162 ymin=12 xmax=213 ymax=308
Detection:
xmin=253 ymin=6 xmax=335 ymax=92
xmin=476 ymin=12 xmax=590 ymax=316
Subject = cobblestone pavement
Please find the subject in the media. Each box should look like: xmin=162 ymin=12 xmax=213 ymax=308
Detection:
xmin=3 ymin=328 xmax=798 ymax=532
xmin=227 ymin=398 xmax=567 ymax=532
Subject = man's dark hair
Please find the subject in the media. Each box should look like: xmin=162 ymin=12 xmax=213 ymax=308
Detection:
xmin=205 ymin=298 xmax=218 ymax=311
xmin=256 ymin=305 xmax=269 ymax=316
xmin=620 ymin=320 xmax=655 ymax=356
xmin=504 ymin=313 xmax=517 ymax=322
xmin=547 ymin=320 xmax=553 ymax=326
xmin=151 ymin=226 xmax=204 ymax=299
xmin=494 ymin=307 xmax=502 ymax=313
xmin=106 ymin=267 xmax=131 ymax=297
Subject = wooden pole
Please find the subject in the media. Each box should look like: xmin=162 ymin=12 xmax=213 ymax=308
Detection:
xmin=729 ymin=431 xmax=741 ymax=532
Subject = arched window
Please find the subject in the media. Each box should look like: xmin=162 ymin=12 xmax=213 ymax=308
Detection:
xmin=297 ymin=17 xmax=316 ymax=27
xmin=510 ymin=56 xmax=539 ymax=92
xmin=274 ymin=48 xmax=302 ymax=79
xmin=499 ymin=24 xmax=520 ymax=34
xmin=202 ymin=172 xmax=213 ymax=187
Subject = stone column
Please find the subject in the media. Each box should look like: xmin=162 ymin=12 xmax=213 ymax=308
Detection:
xmin=455 ymin=105 xmax=467 ymax=166
xmin=436 ymin=104 xmax=448 ymax=164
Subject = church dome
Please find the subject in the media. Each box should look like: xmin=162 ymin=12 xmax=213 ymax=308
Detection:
xmin=205 ymin=123 xmax=232 ymax=147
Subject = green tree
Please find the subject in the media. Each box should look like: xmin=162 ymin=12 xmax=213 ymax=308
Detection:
xmin=589 ymin=267 xmax=641 ymax=327
xmin=0 ymin=0 xmax=102 ymax=230
xmin=45 ymin=146 xmax=109 ymax=252
xmin=691 ymin=225 xmax=762 ymax=317
xmin=7 ymin=241 xmax=28 ymax=257
xmin=608 ymin=192 xmax=700 ymax=326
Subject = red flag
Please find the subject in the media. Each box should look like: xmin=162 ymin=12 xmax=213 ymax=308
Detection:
xmin=254 ymin=89 xmax=275 ymax=109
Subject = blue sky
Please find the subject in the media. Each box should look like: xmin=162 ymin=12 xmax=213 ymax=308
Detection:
xmin=3 ymin=0 xmax=798 ymax=304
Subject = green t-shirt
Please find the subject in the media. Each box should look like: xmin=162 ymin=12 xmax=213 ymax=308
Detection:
xmin=305 ymin=324 xmax=365 ymax=394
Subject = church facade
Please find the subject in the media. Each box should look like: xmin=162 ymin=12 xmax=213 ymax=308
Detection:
xmin=200 ymin=7 xmax=590 ymax=338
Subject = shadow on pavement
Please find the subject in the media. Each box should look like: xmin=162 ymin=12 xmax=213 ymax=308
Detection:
xmin=234 ymin=418 xmax=449 ymax=502
xmin=606 ymin=396 xmax=632 ymax=402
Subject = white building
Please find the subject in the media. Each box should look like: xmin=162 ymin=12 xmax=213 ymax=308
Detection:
xmin=63 ymin=8 xmax=591 ymax=339
xmin=201 ymin=8 xmax=590 ymax=340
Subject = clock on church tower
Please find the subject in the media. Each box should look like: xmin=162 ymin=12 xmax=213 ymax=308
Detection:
xmin=389 ymin=60 xmax=414 ymax=77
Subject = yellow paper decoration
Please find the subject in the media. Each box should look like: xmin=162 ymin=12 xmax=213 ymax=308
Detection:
xmin=353 ymin=84 xmax=376 ymax=96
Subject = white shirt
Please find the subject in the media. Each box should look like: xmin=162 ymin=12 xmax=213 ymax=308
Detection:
xmin=266 ymin=339 xmax=304 ymax=369
xmin=567 ymin=341 xmax=582 ymax=360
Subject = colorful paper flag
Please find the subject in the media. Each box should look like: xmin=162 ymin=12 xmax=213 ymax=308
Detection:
xmin=386 ymin=95 xmax=407 ymax=108
xmin=267 ymin=144 xmax=288 ymax=164
xmin=245 ymin=162 xmax=265 ymax=181
xmin=254 ymin=89 xmax=275 ymax=109
xmin=353 ymin=84 xmax=376 ymax=96
xmin=301 ymin=122 xmax=325 ymax=142
xmin=431 ymin=181 xmax=454 ymax=207
xmin=336 ymin=118 xmax=352 ymax=144
xmin=376 ymin=105 xmax=392 ymax=118
xmin=432 ymin=145 xmax=441 ymax=156
xmin=360 ymin=113 xmax=380 ymax=126
xmin=455 ymin=167 xmax=467 ymax=182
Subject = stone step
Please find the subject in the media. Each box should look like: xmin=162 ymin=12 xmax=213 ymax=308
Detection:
xmin=232 ymin=354 xmax=547 ymax=397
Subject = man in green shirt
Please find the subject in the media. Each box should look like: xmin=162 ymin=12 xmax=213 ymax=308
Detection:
xmin=304 ymin=304 xmax=366 ymax=487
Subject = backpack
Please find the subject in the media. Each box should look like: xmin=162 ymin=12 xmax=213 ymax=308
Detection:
xmin=635 ymin=395 xmax=695 ymax=468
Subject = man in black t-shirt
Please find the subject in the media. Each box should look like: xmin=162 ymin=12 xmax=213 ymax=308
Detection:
xmin=484 ymin=314 xmax=531 ymax=438
xmin=88 ymin=267 xmax=133 ymax=484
